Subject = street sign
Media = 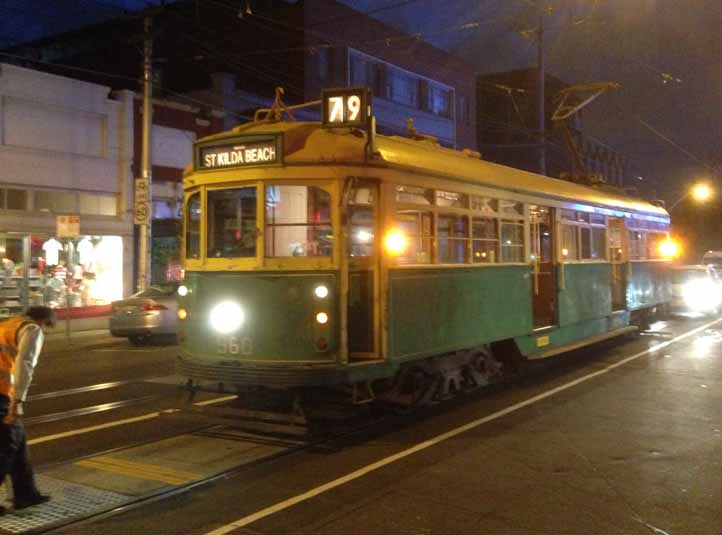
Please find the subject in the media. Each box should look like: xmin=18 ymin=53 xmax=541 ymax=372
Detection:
xmin=134 ymin=177 xmax=150 ymax=225
xmin=322 ymin=87 xmax=370 ymax=128
xmin=56 ymin=215 xmax=80 ymax=238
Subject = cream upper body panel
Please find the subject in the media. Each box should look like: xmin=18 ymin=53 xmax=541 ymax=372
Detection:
xmin=184 ymin=121 xmax=668 ymax=220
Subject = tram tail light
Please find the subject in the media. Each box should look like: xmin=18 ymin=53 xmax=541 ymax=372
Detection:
xmin=659 ymin=239 xmax=679 ymax=258
xmin=384 ymin=230 xmax=407 ymax=256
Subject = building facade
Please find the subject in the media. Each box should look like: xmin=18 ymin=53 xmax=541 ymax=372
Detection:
xmin=0 ymin=63 xmax=134 ymax=319
xmin=477 ymin=68 xmax=628 ymax=187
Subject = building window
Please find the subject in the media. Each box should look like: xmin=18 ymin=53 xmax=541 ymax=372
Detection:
xmin=35 ymin=190 xmax=77 ymax=213
xmin=265 ymin=185 xmax=332 ymax=258
xmin=79 ymin=193 xmax=117 ymax=216
xmin=1 ymin=189 xmax=28 ymax=210
xmin=389 ymin=68 xmax=418 ymax=108
xmin=350 ymin=52 xmax=369 ymax=87
xmin=429 ymin=83 xmax=453 ymax=119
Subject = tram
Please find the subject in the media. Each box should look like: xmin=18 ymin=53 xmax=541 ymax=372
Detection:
xmin=176 ymin=88 xmax=673 ymax=408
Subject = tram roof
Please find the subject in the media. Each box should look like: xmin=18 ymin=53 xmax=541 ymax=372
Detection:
xmin=196 ymin=121 xmax=669 ymax=219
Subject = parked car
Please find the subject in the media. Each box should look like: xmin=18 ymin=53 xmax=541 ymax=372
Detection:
xmin=110 ymin=284 xmax=180 ymax=345
xmin=670 ymin=265 xmax=722 ymax=315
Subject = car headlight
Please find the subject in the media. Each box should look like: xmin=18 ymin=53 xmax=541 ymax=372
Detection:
xmin=683 ymin=280 xmax=722 ymax=312
xmin=209 ymin=302 xmax=245 ymax=333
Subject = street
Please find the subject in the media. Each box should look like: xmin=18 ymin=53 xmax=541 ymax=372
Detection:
xmin=0 ymin=315 xmax=718 ymax=534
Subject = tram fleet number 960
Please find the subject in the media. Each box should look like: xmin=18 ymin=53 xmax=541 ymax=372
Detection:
xmin=322 ymin=87 xmax=370 ymax=128
xmin=218 ymin=336 xmax=253 ymax=356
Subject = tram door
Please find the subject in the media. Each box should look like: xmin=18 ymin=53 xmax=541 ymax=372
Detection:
xmin=530 ymin=206 xmax=557 ymax=328
xmin=608 ymin=217 xmax=627 ymax=310
xmin=346 ymin=180 xmax=379 ymax=359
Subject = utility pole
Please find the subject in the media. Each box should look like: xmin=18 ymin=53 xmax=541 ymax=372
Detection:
xmin=537 ymin=7 xmax=546 ymax=176
xmin=137 ymin=13 xmax=153 ymax=291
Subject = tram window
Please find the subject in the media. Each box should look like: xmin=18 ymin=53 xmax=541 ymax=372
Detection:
xmin=472 ymin=217 xmax=498 ymax=263
xmin=207 ymin=188 xmax=257 ymax=258
xmin=499 ymin=200 xmax=523 ymax=217
xmin=437 ymin=214 xmax=468 ymax=263
xmin=349 ymin=185 xmax=375 ymax=257
xmin=646 ymin=232 xmax=666 ymax=259
xmin=395 ymin=185 xmax=433 ymax=205
xmin=396 ymin=210 xmax=432 ymax=264
xmin=185 ymin=193 xmax=201 ymax=260
xmin=590 ymin=213 xmax=606 ymax=225
xmin=560 ymin=209 xmax=576 ymax=221
xmin=435 ymin=190 xmax=467 ymax=209
xmin=580 ymin=227 xmax=592 ymax=258
xmin=628 ymin=231 xmax=646 ymax=260
xmin=591 ymin=227 xmax=606 ymax=259
xmin=265 ymin=185 xmax=332 ymax=257
xmin=470 ymin=195 xmax=498 ymax=214
xmin=561 ymin=225 xmax=579 ymax=260
xmin=577 ymin=212 xmax=590 ymax=223
xmin=500 ymin=221 xmax=524 ymax=262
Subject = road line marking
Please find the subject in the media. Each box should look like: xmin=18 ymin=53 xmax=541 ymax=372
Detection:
xmin=28 ymin=395 xmax=237 ymax=446
xmin=76 ymin=456 xmax=200 ymax=485
xmin=203 ymin=317 xmax=722 ymax=535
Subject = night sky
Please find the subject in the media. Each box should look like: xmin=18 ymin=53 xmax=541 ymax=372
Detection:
xmin=342 ymin=0 xmax=722 ymax=203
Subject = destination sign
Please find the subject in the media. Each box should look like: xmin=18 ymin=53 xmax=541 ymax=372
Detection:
xmin=198 ymin=140 xmax=278 ymax=170
xmin=322 ymin=87 xmax=370 ymax=128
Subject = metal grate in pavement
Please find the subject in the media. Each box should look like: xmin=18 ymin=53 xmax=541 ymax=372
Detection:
xmin=0 ymin=474 xmax=131 ymax=534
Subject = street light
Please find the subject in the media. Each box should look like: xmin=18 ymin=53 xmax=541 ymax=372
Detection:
xmin=669 ymin=182 xmax=714 ymax=210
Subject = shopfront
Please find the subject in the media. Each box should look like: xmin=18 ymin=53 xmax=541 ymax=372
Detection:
xmin=0 ymin=232 xmax=125 ymax=319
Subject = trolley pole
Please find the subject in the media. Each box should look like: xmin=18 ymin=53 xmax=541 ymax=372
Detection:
xmin=137 ymin=13 xmax=153 ymax=291
xmin=537 ymin=8 xmax=547 ymax=176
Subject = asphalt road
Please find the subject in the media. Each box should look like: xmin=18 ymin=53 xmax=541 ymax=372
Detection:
xmin=10 ymin=316 xmax=722 ymax=534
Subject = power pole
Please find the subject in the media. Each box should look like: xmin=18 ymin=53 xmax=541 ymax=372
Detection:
xmin=137 ymin=13 xmax=153 ymax=291
xmin=537 ymin=7 xmax=546 ymax=176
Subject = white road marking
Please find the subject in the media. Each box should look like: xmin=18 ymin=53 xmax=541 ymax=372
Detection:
xmin=28 ymin=395 xmax=237 ymax=446
xmin=203 ymin=317 xmax=722 ymax=535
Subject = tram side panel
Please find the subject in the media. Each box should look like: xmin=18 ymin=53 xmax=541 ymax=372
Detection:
xmin=626 ymin=261 xmax=672 ymax=310
xmin=386 ymin=265 xmax=533 ymax=360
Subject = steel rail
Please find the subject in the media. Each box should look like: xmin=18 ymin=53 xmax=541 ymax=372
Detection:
xmin=24 ymin=396 xmax=158 ymax=425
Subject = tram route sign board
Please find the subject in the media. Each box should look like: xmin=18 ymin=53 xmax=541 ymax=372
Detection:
xmin=197 ymin=138 xmax=279 ymax=171
xmin=322 ymin=87 xmax=370 ymax=128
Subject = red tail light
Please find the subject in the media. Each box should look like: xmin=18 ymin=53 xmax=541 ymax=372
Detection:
xmin=144 ymin=303 xmax=167 ymax=311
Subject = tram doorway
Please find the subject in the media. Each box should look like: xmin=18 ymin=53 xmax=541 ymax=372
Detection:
xmin=608 ymin=217 xmax=627 ymax=311
xmin=346 ymin=180 xmax=380 ymax=359
xmin=530 ymin=205 xmax=557 ymax=328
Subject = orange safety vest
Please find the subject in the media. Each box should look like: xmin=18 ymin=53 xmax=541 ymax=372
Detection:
xmin=0 ymin=316 xmax=32 ymax=401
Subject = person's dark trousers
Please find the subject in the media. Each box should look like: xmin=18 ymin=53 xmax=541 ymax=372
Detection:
xmin=0 ymin=394 xmax=42 ymax=504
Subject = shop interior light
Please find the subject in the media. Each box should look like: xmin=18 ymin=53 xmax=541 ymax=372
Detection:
xmin=384 ymin=230 xmax=407 ymax=255
xmin=210 ymin=301 xmax=245 ymax=333
xmin=316 ymin=312 xmax=329 ymax=324
xmin=178 ymin=285 xmax=189 ymax=297
xmin=314 ymin=285 xmax=329 ymax=299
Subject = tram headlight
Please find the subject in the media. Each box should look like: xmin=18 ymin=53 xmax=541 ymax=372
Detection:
xmin=177 ymin=308 xmax=188 ymax=320
xmin=209 ymin=301 xmax=245 ymax=333
xmin=683 ymin=279 xmax=722 ymax=312
xmin=314 ymin=285 xmax=329 ymax=299
xmin=178 ymin=285 xmax=189 ymax=297
xmin=316 ymin=312 xmax=329 ymax=324
xmin=384 ymin=230 xmax=407 ymax=256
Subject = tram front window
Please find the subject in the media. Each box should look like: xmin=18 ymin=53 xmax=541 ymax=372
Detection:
xmin=265 ymin=185 xmax=332 ymax=257
xmin=207 ymin=187 xmax=257 ymax=258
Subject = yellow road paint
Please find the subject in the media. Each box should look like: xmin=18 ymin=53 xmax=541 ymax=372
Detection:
xmin=77 ymin=456 xmax=200 ymax=486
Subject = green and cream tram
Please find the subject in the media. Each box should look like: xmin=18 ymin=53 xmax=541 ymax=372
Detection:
xmin=176 ymin=89 xmax=673 ymax=407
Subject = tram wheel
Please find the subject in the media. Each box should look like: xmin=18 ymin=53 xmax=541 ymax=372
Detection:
xmin=129 ymin=334 xmax=150 ymax=346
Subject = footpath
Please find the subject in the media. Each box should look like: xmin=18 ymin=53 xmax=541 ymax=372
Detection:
xmin=44 ymin=329 xmax=124 ymax=354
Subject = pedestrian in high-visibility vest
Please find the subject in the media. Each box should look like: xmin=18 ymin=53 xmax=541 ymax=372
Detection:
xmin=0 ymin=306 xmax=56 ymax=514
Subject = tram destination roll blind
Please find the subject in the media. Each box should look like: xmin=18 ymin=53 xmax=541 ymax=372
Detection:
xmin=198 ymin=139 xmax=278 ymax=170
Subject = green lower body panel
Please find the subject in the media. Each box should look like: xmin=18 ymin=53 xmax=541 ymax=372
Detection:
xmin=388 ymin=265 xmax=532 ymax=360
xmin=516 ymin=311 xmax=632 ymax=357
xmin=627 ymin=261 xmax=672 ymax=310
